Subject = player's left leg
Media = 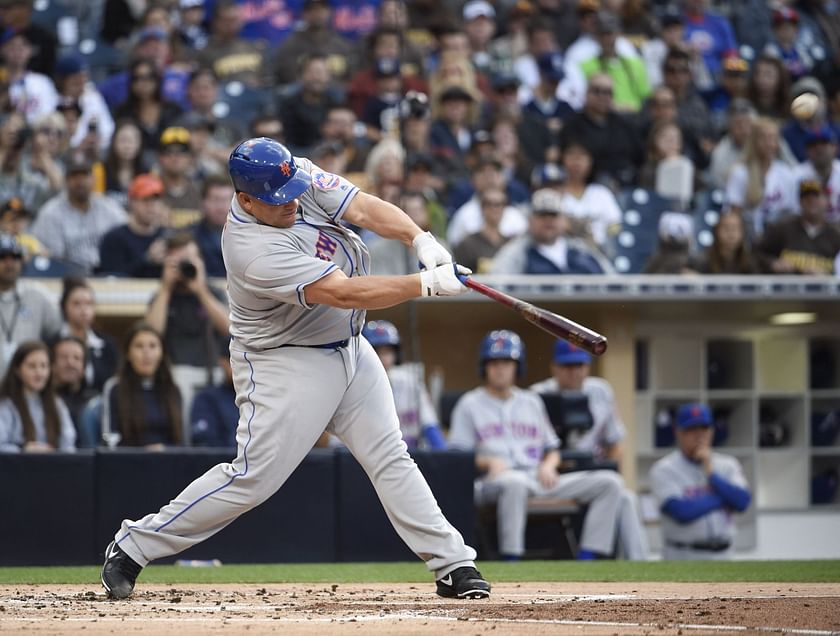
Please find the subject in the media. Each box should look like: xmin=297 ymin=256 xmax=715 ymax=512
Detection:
xmin=329 ymin=337 xmax=489 ymax=598
xmin=617 ymin=489 xmax=649 ymax=560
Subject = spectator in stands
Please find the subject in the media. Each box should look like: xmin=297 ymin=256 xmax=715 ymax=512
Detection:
xmin=190 ymin=338 xmax=237 ymax=448
xmin=725 ymin=117 xmax=797 ymax=239
xmin=157 ymin=126 xmax=202 ymax=228
xmin=101 ymin=322 xmax=183 ymax=449
xmin=103 ymin=121 xmax=148 ymax=208
xmin=197 ymin=0 xmax=268 ymax=88
xmin=643 ymin=211 xmax=695 ymax=274
xmin=316 ymin=104 xmax=369 ymax=174
xmin=173 ymin=0 xmax=210 ymax=59
xmin=491 ymin=115 xmax=533 ymax=193
xmin=114 ymin=58 xmax=184 ymax=152
xmin=649 ymin=402 xmax=751 ymax=560
xmin=26 ymin=113 xmax=67 ymax=199
xmin=98 ymin=174 xmax=168 ymax=278
xmin=449 ymin=329 xmax=641 ymax=560
xmin=679 ymin=0 xmax=738 ymax=87
xmin=57 ymin=277 xmax=118 ymax=392
xmin=363 ymin=137 xmax=405 ymax=205
xmin=31 ymin=152 xmax=127 ymax=274
xmin=429 ymin=83 xmax=480 ymax=185
xmin=487 ymin=0 xmax=534 ymax=71
xmin=278 ymin=53 xmax=344 ymax=154
xmin=182 ymin=68 xmax=243 ymax=150
xmin=0 ymin=112 xmax=64 ymax=211
xmin=454 ymin=187 xmax=510 ymax=273
xmin=757 ymin=179 xmax=840 ymax=275
xmin=191 ymin=175 xmax=233 ymax=279
xmin=362 ymin=320 xmax=446 ymax=451
xmin=144 ymin=232 xmax=229 ymax=419
xmin=639 ymin=121 xmax=695 ymax=206
xmin=691 ymin=212 xmax=760 ymax=274
xmin=461 ymin=0 xmax=497 ymax=77
xmin=519 ymin=51 xmax=574 ymax=163
xmin=710 ymin=99 xmax=756 ymax=189
xmin=795 ymin=126 xmax=840 ymax=224
xmin=0 ymin=234 xmax=60 ymax=375
xmin=704 ymin=55 xmax=750 ymax=135
xmin=661 ymin=47 xmax=715 ymax=161
xmin=0 ymin=29 xmax=58 ymax=125
xmin=559 ymin=74 xmax=643 ymax=190
xmin=0 ymin=0 xmax=56 ymax=75
xmin=782 ymin=76 xmax=829 ymax=162
xmin=581 ymin=11 xmax=651 ymax=114
xmin=447 ymin=156 xmax=528 ymax=248
xmin=797 ymin=0 xmax=840 ymax=71
xmin=50 ymin=336 xmax=98 ymax=446
xmin=557 ymin=141 xmax=622 ymax=253
xmin=271 ymin=0 xmax=355 ymax=86
xmin=0 ymin=197 xmax=45 ymax=260
xmin=54 ymin=54 xmax=115 ymax=154
xmin=746 ymin=54 xmax=791 ymax=122
xmin=764 ymin=7 xmax=814 ymax=81
xmin=361 ymin=57 xmax=405 ymax=140
xmin=0 ymin=340 xmax=75 ymax=452
xmin=491 ymin=188 xmax=613 ymax=275
xmin=369 ymin=190 xmax=439 ymax=275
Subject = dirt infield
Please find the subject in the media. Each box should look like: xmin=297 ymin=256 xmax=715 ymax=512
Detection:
xmin=1 ymin=582 xmax=838 ymax=635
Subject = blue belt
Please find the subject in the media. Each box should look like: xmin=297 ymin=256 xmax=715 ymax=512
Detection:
xmin=279 ymin=339 xmax=349 ymax=350
xmin=667 ymin=539 xmax=731 ymax=552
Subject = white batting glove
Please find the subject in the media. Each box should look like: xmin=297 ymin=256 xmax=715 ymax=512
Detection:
xmin=419 ymin=264 xmax=472 ymax=297
xmin=412 ymin=231 xmax=453 ymax=270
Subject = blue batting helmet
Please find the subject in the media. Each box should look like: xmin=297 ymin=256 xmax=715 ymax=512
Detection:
xmin=479 ymin=329 xmax=526 ymax=377
xmin=228 ymin=137 xmax=312 ymax=205
xmin=362 ymin=320 xmax=402 ymax=362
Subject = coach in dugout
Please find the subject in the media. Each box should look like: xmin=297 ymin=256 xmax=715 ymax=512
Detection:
xmin=649 ymin=403 xmax=751 ymax=560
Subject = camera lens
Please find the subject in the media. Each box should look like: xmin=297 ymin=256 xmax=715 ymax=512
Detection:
xmin=178 ymin=260 xmax=197 ymax=279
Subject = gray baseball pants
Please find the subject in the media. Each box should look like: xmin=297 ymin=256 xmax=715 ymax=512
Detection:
xmin=114 ymin=336 xmax=477 ymax=578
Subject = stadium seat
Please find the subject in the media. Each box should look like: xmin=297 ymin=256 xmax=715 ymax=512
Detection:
xmin=212 ymin=82 xmax=274 ymax=126
xmin=612 ymin=188 xmax=672 ymax=273
xmin=692 ymin=188 xmax=726 ymax=251
xmin=22 ymin=256 xmax=85 ymax=278
xmin=77 ymin=38 xmax=126 ymax=83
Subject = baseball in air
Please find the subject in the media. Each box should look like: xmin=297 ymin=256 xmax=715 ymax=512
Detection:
xmin=791 ymin=92 xmax=820 ymax=120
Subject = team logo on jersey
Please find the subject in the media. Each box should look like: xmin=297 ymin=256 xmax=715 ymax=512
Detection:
xmin=315 ymin=231 xmax=338 ymax=261
xmin=312 ymin=171 xmax=340 ymax=191
xmin=280 ymin=161 xmax=292 ymax=177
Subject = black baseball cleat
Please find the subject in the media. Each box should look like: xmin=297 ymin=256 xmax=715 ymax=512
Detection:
xmin=101 ymin=540 xmax=143 ymax=599
xmin=436 ymin=566 xmax=491 ymax=599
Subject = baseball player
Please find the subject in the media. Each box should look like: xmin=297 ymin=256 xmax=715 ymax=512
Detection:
xmin=362 ymin=320 xmax=446 ymax=450
xmin=649 ymin=403 xmax=751 ymax=560
xmin=448 ymin=330 xmax=640 ymax=561
xmin=101 ymin=138 xmax=490 ymax=600
xmin=530 ymin=339 xmax=648 ymax=560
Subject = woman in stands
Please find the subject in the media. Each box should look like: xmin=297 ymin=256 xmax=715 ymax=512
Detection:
xmin=557 ymin=141 xmax=622 ymax=254
xmin=57 ymin=277 xmax=118 ymax=392
xmin=114 ymin=59 xmax=182 ymax=153
xmin=103 ymin=120 xmax=149 ymax=207
xmin=0 ymin=340 xmax=76 ymax=452
xmin=746 ymin=55 xmax=791 ymax=122
xmin=101 ymin=323 xmax=183 ymax=449
xmin=691 ymin=211 xmax=760 ymax=274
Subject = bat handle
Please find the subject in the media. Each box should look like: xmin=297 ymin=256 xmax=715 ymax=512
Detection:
xmin=456 ymin=273 xmax=471 ymax=286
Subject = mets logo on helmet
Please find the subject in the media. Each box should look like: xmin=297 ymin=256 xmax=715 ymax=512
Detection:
xmin=279 ymin=161 xmax=292 ymax=177
xmin=312 ymin=171 xmax=340 ymax=191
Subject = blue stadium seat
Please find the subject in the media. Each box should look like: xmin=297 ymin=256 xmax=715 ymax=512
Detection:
xmin=22 ymin=256 xmax=85 ymax=278
xmin=692 ymin=188 xmax=726 ymax=251
xmin=212 ymin=82 xmax=274 ymax=126
xmin=76 ymin=38 xmax=126 ymax=84
xmin=612 ymin=188 xmax=672 ymax=274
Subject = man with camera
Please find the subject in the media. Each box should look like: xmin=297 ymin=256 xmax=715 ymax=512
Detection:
xmin=145 ymin=231 xmax=230 ymax=433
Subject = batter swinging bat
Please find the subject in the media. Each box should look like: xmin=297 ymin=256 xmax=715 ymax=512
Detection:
xmin=457 ymin=275 xmax=608 ymax=356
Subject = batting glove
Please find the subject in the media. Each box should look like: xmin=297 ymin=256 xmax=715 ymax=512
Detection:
xmin=420 ymin=264 xmax=472 ymax=297
xmin=412 ymin=231 xmax=453 ymax=270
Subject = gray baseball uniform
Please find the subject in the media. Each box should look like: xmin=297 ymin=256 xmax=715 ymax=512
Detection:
xmin=650 ymin=450 xmax=748 ymax=560
xmin=387 ymin=364 xmax=440 ymax=450
xmin=449 ymin=386 xmax=626 ymax=557
xmin=111 ymin=159 xmax=477 ymax=578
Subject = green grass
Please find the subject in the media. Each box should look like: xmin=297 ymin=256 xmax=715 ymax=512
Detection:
xmin=0 ymin=561 xmax=838 ymax=586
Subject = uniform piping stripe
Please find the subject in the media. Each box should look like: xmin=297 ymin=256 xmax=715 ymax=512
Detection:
xmin=229 ymin=209 xmax=249 ymax=224
xmin=330 ymin=187 xmax=359 ymax=219
xmin=151 ymin=352 xmax=257 ymax=533
xmin=296 ymin=263 xmax=337 ymax=307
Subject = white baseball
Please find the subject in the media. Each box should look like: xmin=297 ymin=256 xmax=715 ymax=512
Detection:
xmin=791 ymin=92 xmax=820 ymax=120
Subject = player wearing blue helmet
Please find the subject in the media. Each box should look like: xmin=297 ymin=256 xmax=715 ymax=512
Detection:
xmin=362 ymin=320 xmax=446 ymax=450
xmin=102 ymin=138 xmax=489 ymax=601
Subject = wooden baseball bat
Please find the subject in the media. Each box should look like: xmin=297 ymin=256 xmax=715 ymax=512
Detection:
xmin=457 ymin=275 xmax=608 ymax=356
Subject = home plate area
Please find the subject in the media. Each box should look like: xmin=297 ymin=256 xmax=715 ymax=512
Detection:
xmin=2 ymin=582 xmax=839 ymax=635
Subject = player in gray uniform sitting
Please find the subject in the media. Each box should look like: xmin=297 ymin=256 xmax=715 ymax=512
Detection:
xmin=649 ymin=403 xmax=751 ymax=560
xmin=101 ymin=137 xmax=489 ymax=600
xmin=449 ymin=330 xmax=643 ymax=561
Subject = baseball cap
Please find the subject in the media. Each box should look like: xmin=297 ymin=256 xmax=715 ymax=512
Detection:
xmin=530 ymin=188 xmax=564 ymax=215
xmin=577 ymin=0 xmax=600 ymax=15
xmin=374 ymin=57 xmax=401 ymax=78
xmin=595 ymin=10 xmax=621 ymax=34
xmin=772 ymin=6 xmax=799 ymax=24
xmin=508 ymin=0 xmax=535 ymax=19
xmin=676 ymin=403 xmax=713 ymax=428
xmin=799 ymin=179 xmax=826 ymax=197
xmin=1 ymin=197 xmax=30 ymax=219
xmin=804 ymin=124 xmax=837 ymax=146
xmin=439 ymin=84 xmax=475 ymax=102
xmin=128 ymin=174 xmax=164 ymax=199
xmin=658 ymin=211 xmax=694 ymax=243
xmin=791 ymin=76 xmax=826 ymax=100
xmin=65 ymin=152 xmax=93 ymax=175
xmin=160 ymin=126 xmax=191 ymax=149
xmin=135 ymin=27 xmax=167 ymax=45
xmin=722 ymin=55 xmax=749 ymax=74
xmin=0 ymin=27 xmax=30 ymax=46
xmin=536 ymin=51 xmax=564 ymax=82
xmin=407 ymin=152 xmax=434 ymax=171
xmin=463 ymin=0 xmax=496 ymax=21
xmin=490 ymin=70 xmax=520 ymax=91
xmin=0 ymin=233 xmax=24 ymax=258
xmin=660 ymin=8 xmax=682 ymax=28
xmin=530 ymin=162 xmax=566 ymax=188
xmin=54 ymin=54 xmax=88 ymax=77
xmin=553 ymin=340 xmax=591 ymax=365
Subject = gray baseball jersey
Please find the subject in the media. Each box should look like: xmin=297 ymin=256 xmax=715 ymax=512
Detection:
xmin=387 ymin=364 xmax=439 ymax=449
xmin=650 ymin=450 xmax=748 ymax=547
xmin=530 ymin=376 xmax=626 ymax=459
xmin=110 ymin=159 xmax=477 ymax=580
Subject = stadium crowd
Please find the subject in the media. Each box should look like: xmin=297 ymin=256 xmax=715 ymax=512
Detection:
xmin=0 ymin=0 xmax=837 ymax=556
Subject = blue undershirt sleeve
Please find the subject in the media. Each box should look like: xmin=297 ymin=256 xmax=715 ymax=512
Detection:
xmin=662 ymin=493 xmax=724 ymax=523
xmin=708 ymin=472 xmax=752 ymax=512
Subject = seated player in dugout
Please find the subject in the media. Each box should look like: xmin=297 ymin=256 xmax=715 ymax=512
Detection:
xmin=362 ymin=320 xmax=446 ymax=450
xmin=448 ymin=330 xmax=647 ymax=560
xmin=649 ymin=403 xmax=752 ymax=560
